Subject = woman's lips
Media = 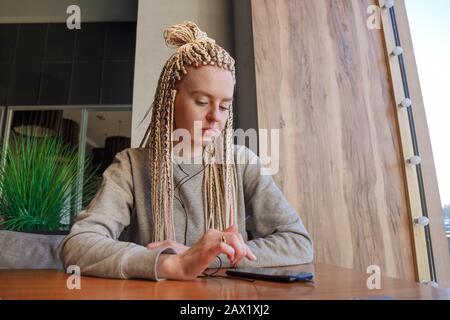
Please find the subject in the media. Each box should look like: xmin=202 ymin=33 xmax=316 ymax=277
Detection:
xmin=202 ymin=128 xmax=220 ymax=135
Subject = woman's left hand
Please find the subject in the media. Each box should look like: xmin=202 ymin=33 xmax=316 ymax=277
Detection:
xmin=146 ymin=240 xmax=190 ymax=254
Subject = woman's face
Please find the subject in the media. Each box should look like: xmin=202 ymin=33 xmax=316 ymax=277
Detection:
xmin=173 ymin=65 xmax=234 ymax=152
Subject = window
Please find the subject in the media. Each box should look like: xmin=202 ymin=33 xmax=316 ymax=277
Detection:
xmin=0 ymin=105 xmax=132 ymax=229
xmin=406 ymin=0 xmax=450 ymax=252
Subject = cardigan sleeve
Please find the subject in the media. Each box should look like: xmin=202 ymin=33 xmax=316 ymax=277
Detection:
xmin=59 ymin=150 xmax=176 ymax=281
xmin=213 ymin=145 xmax=313 ymax=268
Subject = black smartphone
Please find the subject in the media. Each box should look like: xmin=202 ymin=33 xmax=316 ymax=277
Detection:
xmin=225 ymin=267 xmax=314 ymax=283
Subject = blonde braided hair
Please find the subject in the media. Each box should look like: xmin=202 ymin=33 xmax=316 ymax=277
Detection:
xmin=139 ymin=21 xmax=238 ymax=242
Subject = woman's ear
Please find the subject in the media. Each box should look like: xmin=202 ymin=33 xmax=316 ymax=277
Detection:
xmin=173 ymin=78 xmax=180 ymax=91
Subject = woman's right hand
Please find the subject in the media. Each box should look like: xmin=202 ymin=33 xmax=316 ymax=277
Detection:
xmin=156 ymin=225 xmax=257 ymax=280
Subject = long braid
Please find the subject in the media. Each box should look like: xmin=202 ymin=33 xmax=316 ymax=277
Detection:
xmin=140 ymin=21 xmax=238 ymax=242
xmin=224 ymin=106 xmax=237 ymax=227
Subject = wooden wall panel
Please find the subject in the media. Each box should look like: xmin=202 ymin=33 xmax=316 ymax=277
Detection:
xmin=251 ymin=0 xmax=416 ymax=280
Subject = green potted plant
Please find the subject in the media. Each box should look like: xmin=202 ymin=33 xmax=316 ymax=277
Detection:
xmin=0 ymin=130 xmax=99 ymax=234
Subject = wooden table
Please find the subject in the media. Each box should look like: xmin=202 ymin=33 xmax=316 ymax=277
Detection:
xmin=0 ymin=263 xmax=449 ymax=300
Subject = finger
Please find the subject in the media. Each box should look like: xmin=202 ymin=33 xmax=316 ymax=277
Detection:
xmin=223 ymin=224 xmax=238 ymax=234
xmin=236 ymin=233 xmax=257 ymax=261
xmin=244 ymin=244 xmax=257 ymax=261
xmin=218 ymin=241 xmax=235 ymax=262
xmin=232 ymin=234 xmax=246 ymax=265
xmin=232 ymin=233 xmax=251 ymax=265
xmin=223 ymin=233 xmax=245 ymax=265
xmin=223 ymin=227 xmax=246 ymax=263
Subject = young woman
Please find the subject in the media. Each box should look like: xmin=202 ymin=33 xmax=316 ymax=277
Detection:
xmin=60 ymin=21 xmax=313 ymax=281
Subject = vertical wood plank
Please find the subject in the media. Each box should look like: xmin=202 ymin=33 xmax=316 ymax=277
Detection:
xmin=378 ymin=0 xmax=430 ymax=282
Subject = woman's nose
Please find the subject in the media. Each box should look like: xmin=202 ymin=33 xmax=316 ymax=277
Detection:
xmin=206 ymin=106 xmax=220 ymax=122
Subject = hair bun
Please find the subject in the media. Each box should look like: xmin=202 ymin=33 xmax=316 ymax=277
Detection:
xmin=163 ymin=21 xmax=215 ymax=48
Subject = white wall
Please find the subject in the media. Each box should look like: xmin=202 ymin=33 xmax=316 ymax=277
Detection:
xmin=131 ymin=0 xmax=234 ymax=147
xmin=0 ymin=0 xmax=137 ymax=23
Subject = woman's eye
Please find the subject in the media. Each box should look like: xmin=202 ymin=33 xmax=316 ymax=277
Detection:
xmin=220 ymin=106 xmax=230 ymax=111
xmin=196 ymin=101 xmax=208 ymax=106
